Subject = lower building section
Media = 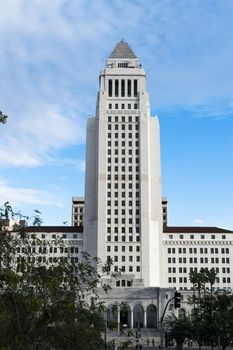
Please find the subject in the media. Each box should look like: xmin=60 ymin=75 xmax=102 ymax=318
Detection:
xmin=99 ymin=287 xmax=175 ymax=330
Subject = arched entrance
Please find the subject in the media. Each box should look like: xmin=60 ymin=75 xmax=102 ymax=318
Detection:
xmin=120 ymin=303 xmax=130 ymax=328
xmin=133 ymin=304 xmax=144 ymax=329
xmin=107 ymin=304 xmax=117 ymax=327
xmin=146 ymin=304 xmax=157 ymax=328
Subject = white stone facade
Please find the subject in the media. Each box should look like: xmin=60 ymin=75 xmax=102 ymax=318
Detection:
xmin=72 ymin=197 xmax=84 ymax=227
xmin=84 ymin=41 xmax=163 ymax=287
xmin=161 ymin=227 xmax=233 ymax=291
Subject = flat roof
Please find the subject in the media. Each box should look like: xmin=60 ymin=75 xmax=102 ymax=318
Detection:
xmin=164 ymin=226 xmax=233 ymax=234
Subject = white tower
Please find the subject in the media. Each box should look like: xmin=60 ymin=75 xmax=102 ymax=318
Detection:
xmin=84 ymin=41 xmax=162 ymax=287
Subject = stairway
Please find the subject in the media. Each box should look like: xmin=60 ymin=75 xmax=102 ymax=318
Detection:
xmin=106 ymin=328 xmax=161 ymax=348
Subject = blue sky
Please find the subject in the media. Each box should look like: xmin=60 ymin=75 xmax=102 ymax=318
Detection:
xmin=0 ymin=0 xmax=233 ymax=229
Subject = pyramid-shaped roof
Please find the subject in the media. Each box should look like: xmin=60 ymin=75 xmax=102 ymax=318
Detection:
xmin=109 ymin=41 xmax=137 ymax=59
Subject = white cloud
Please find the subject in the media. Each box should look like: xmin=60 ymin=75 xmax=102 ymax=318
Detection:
xmin=0 ymin=0 xmax=233 ymax=170
xmin=0 ymin=179 xmax=62 ymax=207
xmin=194 ymin=219 xmax=204 ymax=224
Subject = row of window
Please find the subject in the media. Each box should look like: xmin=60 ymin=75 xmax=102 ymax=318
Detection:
xmin=168 ymin=257 xmax=230 ymax=264
xmin=108 ymin=123 xmax=139 ymax=130
xmin=108 ymin=132 xmax=139 ymax=139
xmin=107 ymin=191 xmax=140 ymax=198
xmin=107 ymin=217 xmax=140 ymax=224
xmin=108 ymin=79 xmax=137 ymax=97
xmin=116 ymin=280 xmax=132 ymax=287
xmin=108 ymin=115 xmax=139 ymax=122
xmin=73 ymin=208 xmax=83 ymax=214
xmin=168 ymin=267 xmax=230 ymax=274
xmin=17 ymin=246 xmax=79 ymax=254
xmin=114 ymin=265 xmax=140 ymax=272
xmin=107 ymin=166 xmax=140 ymax=172
xmin=107 ymin=176 xmax=140 ymax=183
xmin=168 ymin=247 xmax=230 ymax=254
xmin=107 ymin=200 xmax=140 ymax=206
xmin=39 ymin=234 xmax=78 ymax=239
xmin=107 ymin=255 xmax=140 ymax=262
xmin=108 ymin=158 xmax=139 ymax=164
xmin=107 ymin=234 xmax=140 ymax=241
xmin=108 ymin=148 xmax=139 ymax=155
xmin=109 ymin=103 xmax=138 ymax=110
xmin=168 ymin=277 xmax=231 ymax=284
xmin=107 ymin=209 xmax=140 ymax=215
xmin=17 ymin=256 xmax=79 ymax=264
xmin=168 ymin=234 xmax=227 ymax=240
xmin=74 ymin=214 xmax=83 ymax=220
xmin=107 ymin=182 xmax=140 ymax=189
xmin=107 ymin=140 xmax=139 ymax=148
xmin=107 ymin=245 xmax=140 ymax=252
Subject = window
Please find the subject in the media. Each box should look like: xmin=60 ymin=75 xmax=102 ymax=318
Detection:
xmin=108 ymin=80 xmax=112 ymax=97
xmin=211 ymin=235 xmax=215 ymax=239
xmin=201 ymin=235 xmax=205 ymax=239
xmin=190 ymin=235 xmax=194 ymax=239
xmin=115 ymin=80 xmax=119 ymax=97
xmin=121 ymin=80 xmax=125 ymax=97
xmin=134 ymin=80 xmax=137 ymax=97
xmin=127 ymin=80 xmax=131 ymax=97
xmin=109 ymin=103 xmax=112 ymax=109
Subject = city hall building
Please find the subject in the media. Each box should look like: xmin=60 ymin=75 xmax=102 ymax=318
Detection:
xmin=12 ymin=42 xmax=233 ymax=332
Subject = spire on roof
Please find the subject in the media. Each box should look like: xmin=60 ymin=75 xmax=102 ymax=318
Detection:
xmin=109 ymin=40 xmax=137 ymax=59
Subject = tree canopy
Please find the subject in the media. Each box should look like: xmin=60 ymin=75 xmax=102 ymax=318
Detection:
xmin=166 ymin=268 xmax=233 ymax=350
xmin=0 ymin=204 xmax=114 ymax=350
xmin=0 ymin=111 xmax=7 ymax=124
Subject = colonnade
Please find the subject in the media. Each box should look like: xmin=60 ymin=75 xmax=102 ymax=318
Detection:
xmin=107 ymin=303 xmax=157 ymax=329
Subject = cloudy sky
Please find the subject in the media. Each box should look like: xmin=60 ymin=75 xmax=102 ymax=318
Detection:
xmin=0 ymin=0 xmax=233 ymax=228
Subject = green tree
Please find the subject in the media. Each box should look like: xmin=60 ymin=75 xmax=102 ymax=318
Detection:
xmin=164 ymin=314 xmax=191 ymax=350
xmin=188 ymin=268 xmax=233 ymax=350
xmin=0 ymin=205 xmax=115 ymax=350
xmin=0 ymin=110 xmax=7 ymax=124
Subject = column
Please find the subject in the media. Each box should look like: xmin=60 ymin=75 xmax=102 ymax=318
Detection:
xmin=117 ymin=306 xmax=120 ymax=332
xmin=130 ymin=309 xmax=134 ymax=329
xmin=144 ymin=309 xmax=147 ymax=328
